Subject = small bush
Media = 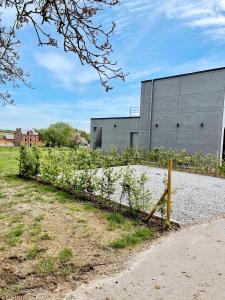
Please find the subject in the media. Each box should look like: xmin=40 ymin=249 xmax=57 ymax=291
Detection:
xmin=19 ymin=146 xmax=40 ymax=177
xmin=219 ymin=162 xmax=225 ymax=175
xmin=58 ymin=248 xmax=73 ymax=264
xmin=120 ymin=167 xmax=152 ymax=214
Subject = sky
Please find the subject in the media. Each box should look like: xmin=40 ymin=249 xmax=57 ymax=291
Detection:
xmin=1 ymin=0 xmax=225 ymax=132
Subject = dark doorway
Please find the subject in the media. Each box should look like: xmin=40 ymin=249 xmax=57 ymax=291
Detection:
xmin=93 ymin=127 xmax=102 ymax=149
xmin=130 ymin=132 xmax=138 ymax=148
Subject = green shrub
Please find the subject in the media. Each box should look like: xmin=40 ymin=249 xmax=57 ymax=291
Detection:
xmin=19 ymin=145 xmax=223 ymax=223
xmin=98 ymin=164 xmax=120 ymax=204
xmin=120 ymin=167 xmax=152 ymax=214
xmin=219 ymin=162 xmax=225 ymax=175
xmin=19 ymin=146 xmax=40 ymax=177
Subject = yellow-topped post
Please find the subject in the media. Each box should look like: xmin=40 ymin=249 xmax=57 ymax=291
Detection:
xmin=166 ymin=159 xmax=172 ymax=228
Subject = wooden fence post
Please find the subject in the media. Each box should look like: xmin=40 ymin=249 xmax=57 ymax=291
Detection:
xmin=166 ymin=159 xmax=172 ymax=228
xmin=145 ymin=188 xmax=168 ymax=223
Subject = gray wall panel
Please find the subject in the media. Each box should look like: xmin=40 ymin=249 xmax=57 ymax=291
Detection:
xmin=151 ymin=130 xmax=177 ymax=148
xmin=139 ymin=130 xmax=149 ymax=149
xmin=151 ymin=113 xmax=178 ymax=130
xmin=177 ymin=131 xmax=222 ymax=154
xmin=177 ymin=111 xmax=223 ymax=131
xmin=129 ymin=118 xmax=139 ymax=130
xmin=153 ymin=96 xmax=179 ymax=113
xmin=154 ymin=78 xmax=179 ymax=97
xmin=180 ymin=70 xmax=225 ymax=95
xmin=179 ymin=91 xmax=225 ymax=112
xmin=140 ymin=81 xmax=152 ymax=134
xmin=140 ymin=81 xmax=152 ymax=117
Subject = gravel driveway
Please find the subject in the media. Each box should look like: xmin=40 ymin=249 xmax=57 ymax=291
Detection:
xmin=107 ymin=165 xmax=225 ymax=225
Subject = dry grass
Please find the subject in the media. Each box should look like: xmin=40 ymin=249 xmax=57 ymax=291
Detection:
xmin=0 ymin=148 xmax=159 ymax=299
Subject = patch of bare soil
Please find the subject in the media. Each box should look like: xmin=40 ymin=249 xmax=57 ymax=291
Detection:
xmin=0 ymin=176 xmax=164 ymax=300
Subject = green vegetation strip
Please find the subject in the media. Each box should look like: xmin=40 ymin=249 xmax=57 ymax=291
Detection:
xmin=111 ymin=228 xmax=154 ymax=249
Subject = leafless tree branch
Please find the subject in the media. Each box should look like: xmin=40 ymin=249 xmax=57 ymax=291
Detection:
xmin=0 ymin=0 xmax=125 ymax=105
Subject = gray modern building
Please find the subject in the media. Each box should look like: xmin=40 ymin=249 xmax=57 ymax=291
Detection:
xmin=90 ymin=67 xmax=225 ymax=160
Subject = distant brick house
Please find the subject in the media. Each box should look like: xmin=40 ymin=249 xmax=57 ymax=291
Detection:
xmin=14 ymin=128 xmax=40 ymax=147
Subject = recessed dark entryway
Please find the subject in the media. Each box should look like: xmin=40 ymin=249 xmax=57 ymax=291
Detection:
xmin=130 ymin=132 xmax=138 ymax=148
xmin=93 ymin=127 xmax=102 ymax=150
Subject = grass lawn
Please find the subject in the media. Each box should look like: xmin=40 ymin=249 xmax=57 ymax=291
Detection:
xmin=0 ymin=147 xmax=157 ymax=299
xmin=0 ymin=147 xmax=20 ymax=174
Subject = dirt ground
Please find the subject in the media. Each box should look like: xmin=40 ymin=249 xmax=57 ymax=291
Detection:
xmin=66 ymin=217 xmax=225 ymax=300
xmin=0 ymin=173 xmax=162 ymax=300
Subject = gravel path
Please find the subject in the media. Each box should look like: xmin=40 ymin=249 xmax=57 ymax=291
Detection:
xmin=107 ymin=165 xmax=225 ymax=225
xmin=65 ymin=218 xmax=225 ymax=300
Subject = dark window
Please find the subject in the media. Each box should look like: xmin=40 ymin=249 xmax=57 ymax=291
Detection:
xmin=93 ymin=127 xmax=102 ymax=149
xmin=25 ymin=138 xmax=27 ymax=141
xmin=30 ymin=143 xmax=32 ymax=147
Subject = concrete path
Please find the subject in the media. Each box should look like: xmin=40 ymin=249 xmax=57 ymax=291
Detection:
xmin=65 ymin=218 xmax=225 ymax=300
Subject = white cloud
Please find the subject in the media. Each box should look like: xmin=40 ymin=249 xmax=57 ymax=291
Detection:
xmin=108 ymin=0 xmax=225 ymax=44
xmin=190 ymin=16 xmax=225 ymax=27
xmin=159 ymin=0 xmax=225 ymax=39
xmin=35 ymin=52 xmax=98 ymax=89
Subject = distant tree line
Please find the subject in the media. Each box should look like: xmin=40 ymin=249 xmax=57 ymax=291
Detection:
xmin=38 ymin=122 xmax=90 ymax=147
